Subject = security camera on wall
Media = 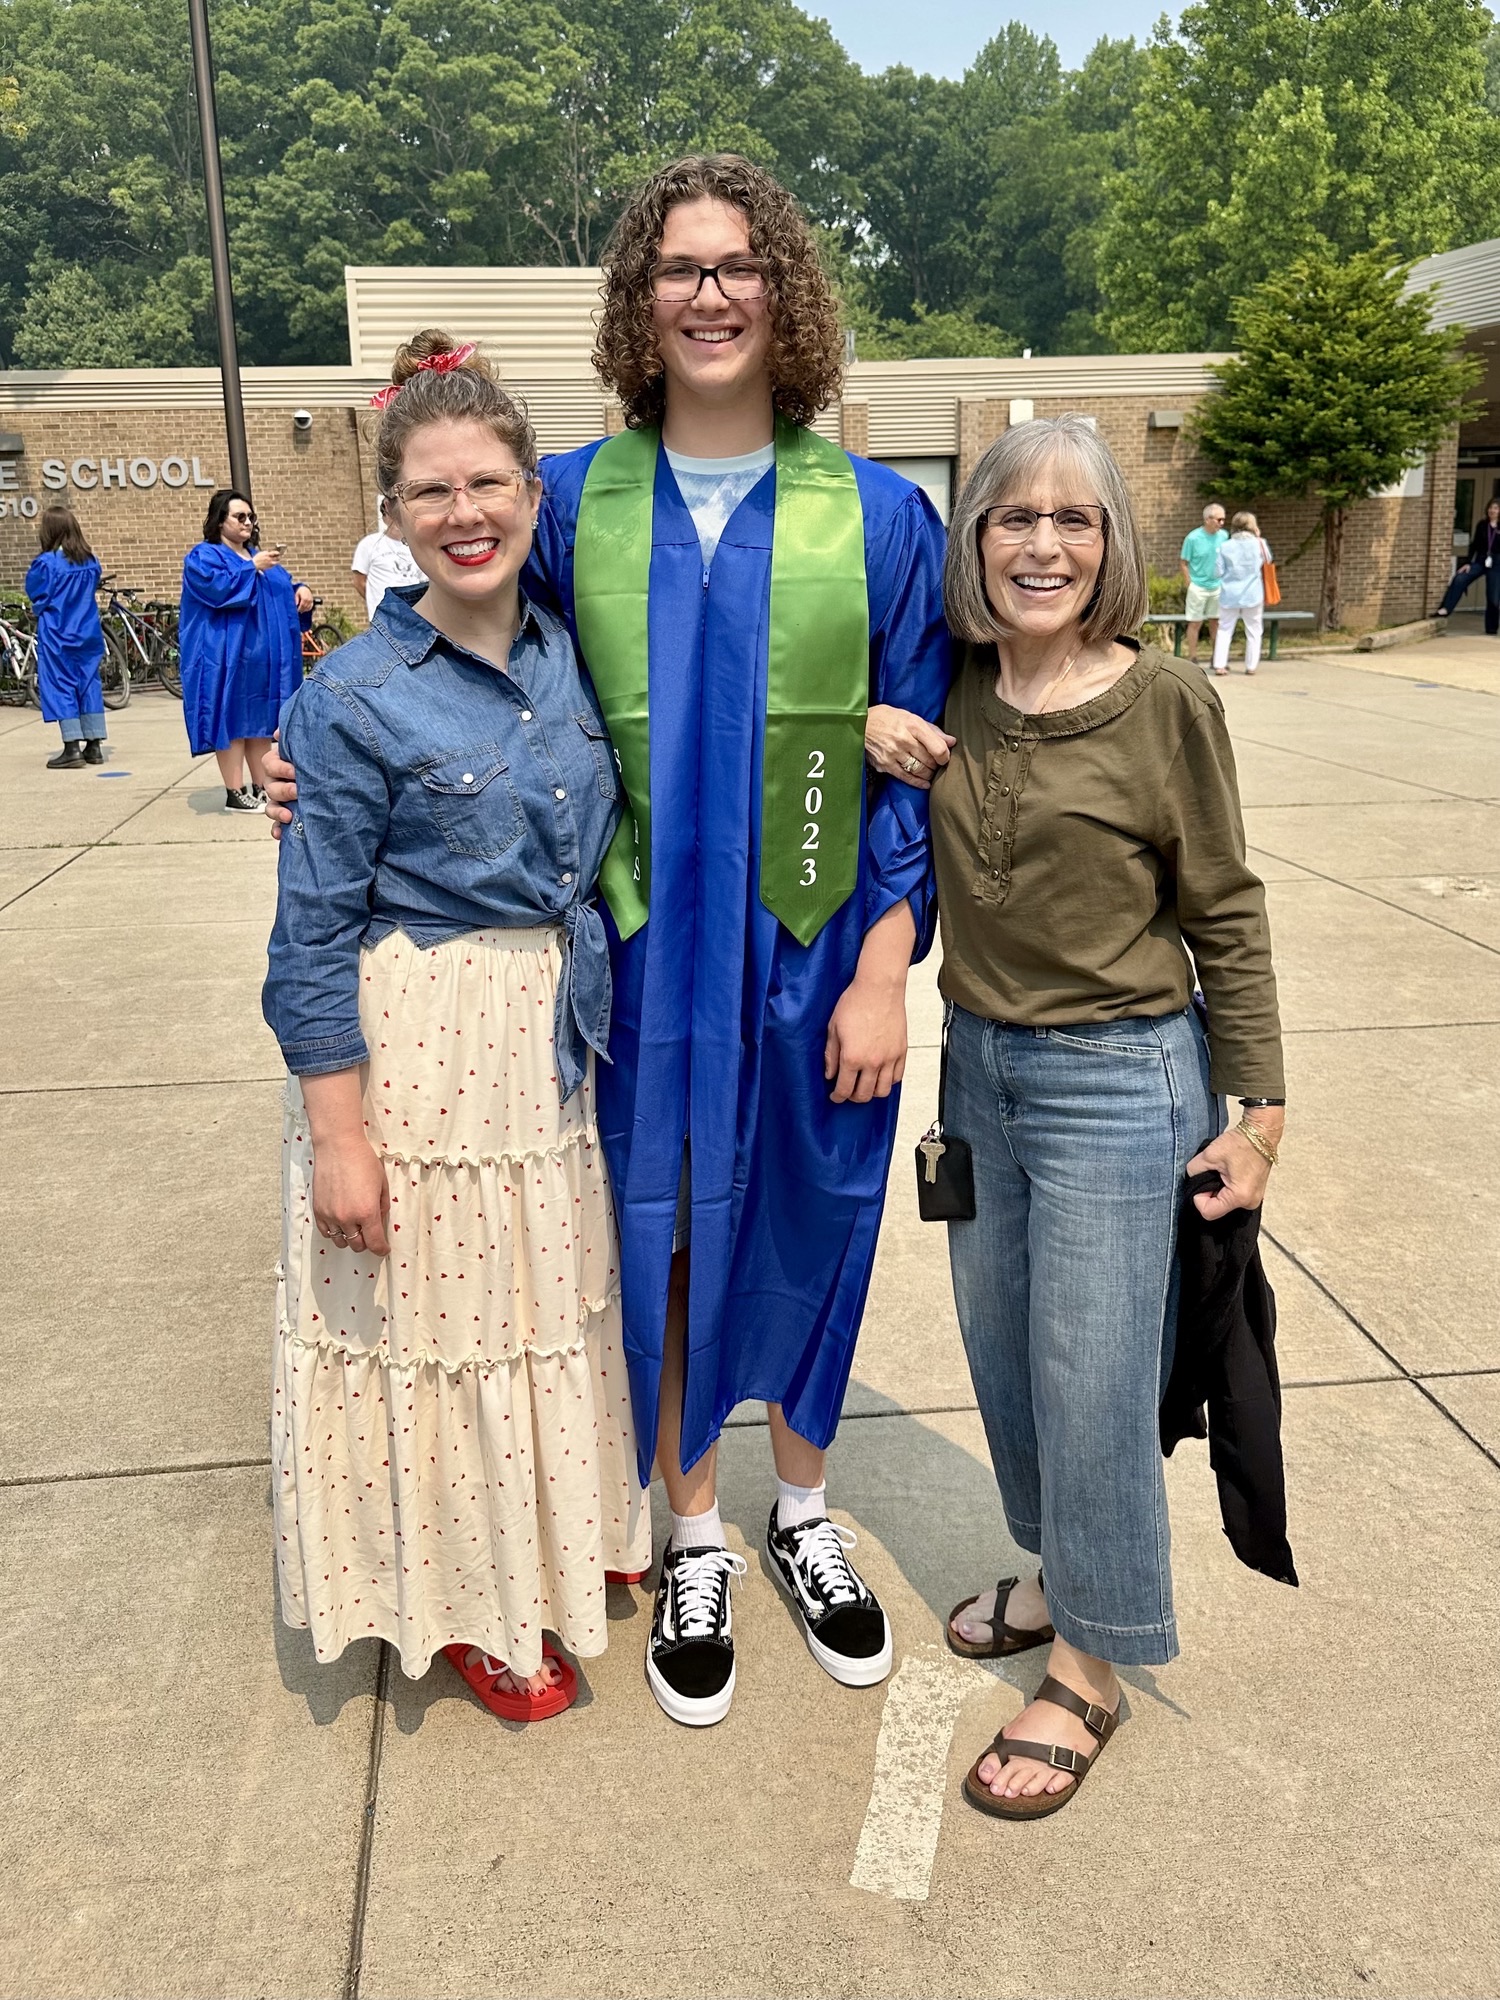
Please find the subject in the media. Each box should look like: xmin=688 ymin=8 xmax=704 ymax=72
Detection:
xmin=292 ymin=409 xmax=313 ymax=433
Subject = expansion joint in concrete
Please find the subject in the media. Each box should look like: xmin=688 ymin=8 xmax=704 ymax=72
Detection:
xmin=1264 ymin=1226 xmax=1500 ymax=1479
xmin=343 ymin=1640 xmax=392 ymax=2000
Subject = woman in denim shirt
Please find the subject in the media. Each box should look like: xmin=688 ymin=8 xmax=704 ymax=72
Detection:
xmin=262 ymin=335 xmax=649 ymax=1721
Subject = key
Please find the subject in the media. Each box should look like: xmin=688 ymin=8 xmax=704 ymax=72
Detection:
xmin=919 ymin=1135 xmax=946 ymax=1184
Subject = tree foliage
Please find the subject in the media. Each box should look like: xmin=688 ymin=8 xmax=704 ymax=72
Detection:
xmin=1192 ymin=248 xmax=1483 ymax=626
xmin=0 ymin=0 xmax=1498 ymax=367
xmin=1097 ymin=0 xmax=1500 ymax=352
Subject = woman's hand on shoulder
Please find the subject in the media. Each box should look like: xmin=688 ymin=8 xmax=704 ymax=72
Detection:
xmin=864 ymin=704 xmax=955 ymax=789
xmin=1188 ymin=1108 xmax=1285 ymax=1218
xmin=263 ymin=730 xmax=297 ymax=840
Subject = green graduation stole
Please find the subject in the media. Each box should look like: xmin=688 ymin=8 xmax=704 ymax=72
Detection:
xmin=572 ymin=416 xmax=869 ymax=947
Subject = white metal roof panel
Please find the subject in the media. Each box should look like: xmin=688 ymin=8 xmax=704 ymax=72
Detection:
xmin=344 ymin=265 xmax=607 ymax=373
xmin=1405 ymin=238 xmax=1500 ymax=329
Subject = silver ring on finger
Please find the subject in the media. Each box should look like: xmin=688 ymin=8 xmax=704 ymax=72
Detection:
xmin=902 ymin=754 xmax=920 ymax=774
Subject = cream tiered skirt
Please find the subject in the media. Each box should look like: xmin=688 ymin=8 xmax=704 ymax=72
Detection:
xmin=272 ymin=926 xmax=650 ymax=1680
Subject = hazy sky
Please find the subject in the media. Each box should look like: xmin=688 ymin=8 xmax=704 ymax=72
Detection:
xmin=810 ymin=0 xmax=1169 ymax=74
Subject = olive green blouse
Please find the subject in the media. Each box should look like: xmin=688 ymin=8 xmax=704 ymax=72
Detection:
xmin=929 ymin=640 xmax=1284 ymax=1098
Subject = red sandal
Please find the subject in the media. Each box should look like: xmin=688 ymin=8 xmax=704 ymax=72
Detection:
xmin=605 ymin=1568 xmax=647 ymax=1586
xmin=443 ymin=1640 xmax=577 ymax=1721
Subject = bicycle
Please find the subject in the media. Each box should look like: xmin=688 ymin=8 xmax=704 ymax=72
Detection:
xmin=0 ymin=604 xmax=39 ymax=707
xmin=99 ymin=577 xmax=180 ymax=703
xmin=300 ymin=597 xmax=344 ymax=668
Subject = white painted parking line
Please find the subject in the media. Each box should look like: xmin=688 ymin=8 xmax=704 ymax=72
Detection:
xmin=850 ymin=1645 xmax=996 ymax=1903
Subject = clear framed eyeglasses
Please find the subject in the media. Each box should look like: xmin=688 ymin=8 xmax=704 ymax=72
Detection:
xmin=387 ymin=470 xmax=534 ymax=520
xmin=981 ymin=504 xmax=1107 ymax=543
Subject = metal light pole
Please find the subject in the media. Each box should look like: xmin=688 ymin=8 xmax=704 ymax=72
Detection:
xmin=187 ymin=0 xmax=252 ymax=500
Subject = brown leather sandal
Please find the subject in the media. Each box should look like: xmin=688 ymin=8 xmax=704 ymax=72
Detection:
xmin=962 ymin=1672 xmax=1122 ymax=1821
xmin=946 ymin=1572 xmax=1054 ymax=1660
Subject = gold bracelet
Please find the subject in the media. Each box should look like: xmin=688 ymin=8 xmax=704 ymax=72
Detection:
xmin=1235 ymin=1117 xmax=1279 ymax=1168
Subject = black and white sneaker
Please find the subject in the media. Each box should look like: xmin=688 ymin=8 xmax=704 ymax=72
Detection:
xmin=223 ymin=787 xmax=260 ymax=813
xmin=646 ymin=1542 xmax=747 ymax=1727
xmin=765 ymin=1509 xmax=892 ymax=1688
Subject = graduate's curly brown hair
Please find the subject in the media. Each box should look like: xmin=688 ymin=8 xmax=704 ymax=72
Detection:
xmin=593 ymin=154 xmax=844 ymax=430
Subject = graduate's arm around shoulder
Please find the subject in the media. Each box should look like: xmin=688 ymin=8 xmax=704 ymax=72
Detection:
xmin=262 ymin=665 xmax=395 ymax=1254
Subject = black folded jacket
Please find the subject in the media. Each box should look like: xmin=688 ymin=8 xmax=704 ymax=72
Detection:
xmin=1161 ymin=1171 xmax=1299 ymax=1587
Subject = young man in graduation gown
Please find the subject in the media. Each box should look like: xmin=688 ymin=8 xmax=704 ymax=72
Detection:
xmin=538 ymin=155 xmax=950 ymax=1726
xmin=263 ymin=154 xmax=951 ymax=1726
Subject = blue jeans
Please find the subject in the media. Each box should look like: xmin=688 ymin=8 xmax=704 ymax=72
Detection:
xmin=944 ymin=1002 xmax=1218 ymax=1665
xmin=58 ymin=712 xmax=106 ymax=743
xmin=1440 ymin=559 xmax=1500 ymax=632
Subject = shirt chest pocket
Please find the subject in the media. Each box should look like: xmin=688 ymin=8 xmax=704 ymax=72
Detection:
xmin=574 ymin=710 xmax=618 ymax=802
xmin=415 ymin=748 xmax=524 ymax=860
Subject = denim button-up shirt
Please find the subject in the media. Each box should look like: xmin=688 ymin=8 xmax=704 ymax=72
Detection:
xmin=262 ymin=585 xmax=618 ymax=1100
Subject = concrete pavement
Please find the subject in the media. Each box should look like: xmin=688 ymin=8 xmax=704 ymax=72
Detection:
xmin=2 ymin=637 xmax=1498 ymax=1999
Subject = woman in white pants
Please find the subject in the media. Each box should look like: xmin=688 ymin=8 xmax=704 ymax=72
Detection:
xmin=1212 ymin=513 xmax=1271 ymax=675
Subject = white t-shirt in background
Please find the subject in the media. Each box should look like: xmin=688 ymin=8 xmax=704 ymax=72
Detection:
xmin=664 ymin=443 xmax=776 ymax=567
xmin=352 ymin=530 xmax=427 ymax=621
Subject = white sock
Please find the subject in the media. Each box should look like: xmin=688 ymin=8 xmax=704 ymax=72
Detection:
xmin=776 ymin=1479 xmax=828 ymax=1532
xmin=669 ymin=1502 xmax=724 ymax=1553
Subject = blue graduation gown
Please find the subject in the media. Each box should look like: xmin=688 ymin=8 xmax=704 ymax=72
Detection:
xmin=24 ymin=552 xmax=103 ymax=724
xmin=528 ymin=443 xmax=951 ymax=1479
xmin=179 ymin=543 xmax=303 ymax=754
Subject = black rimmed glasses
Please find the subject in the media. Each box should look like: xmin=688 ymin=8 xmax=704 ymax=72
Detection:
xmin=981 ymin=504 xmax=1107 ymax=543
xmin=387 ymin=470 xmax=535 ymax=521
xmin=650 ymin=259 xmax=769 ymax=303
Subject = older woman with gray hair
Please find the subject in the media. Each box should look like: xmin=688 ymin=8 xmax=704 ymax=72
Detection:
xmin=928 ymin=416 xmax=1285 ymax=1820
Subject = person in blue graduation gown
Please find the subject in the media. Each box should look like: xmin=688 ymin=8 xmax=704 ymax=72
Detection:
xmin=180 ymin=488 xmax=311 ymax=813
xmin=25 ymin=506 xmax=107 ymax=771
xmin=526 ymin=156 xmax=953 ymax=1725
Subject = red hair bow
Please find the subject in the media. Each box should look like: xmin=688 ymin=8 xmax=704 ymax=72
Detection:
xmin=368 ymin=342 xmax=478 ymax=409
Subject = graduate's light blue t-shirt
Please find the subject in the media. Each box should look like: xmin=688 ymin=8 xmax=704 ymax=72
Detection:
xmin=664 ymin=442 xmax=777 ymax=566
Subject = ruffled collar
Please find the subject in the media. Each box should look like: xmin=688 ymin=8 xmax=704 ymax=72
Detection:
xmin=974 ymin=638 xmax=1165 ymax=740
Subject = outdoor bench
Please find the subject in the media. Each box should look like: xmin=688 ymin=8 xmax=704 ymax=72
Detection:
xmin=1142 ymin=611 xmax=1315 ymax=659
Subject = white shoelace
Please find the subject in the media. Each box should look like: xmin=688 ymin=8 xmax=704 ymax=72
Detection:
xmin=787 ymin=1520 xmax=864 ymax=1606
xmin=669 ymin=1548 xmax=748 ymax=1638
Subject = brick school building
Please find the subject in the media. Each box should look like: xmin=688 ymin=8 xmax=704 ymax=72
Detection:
xmin=0 ymin=264 xmax=1463 ymax=631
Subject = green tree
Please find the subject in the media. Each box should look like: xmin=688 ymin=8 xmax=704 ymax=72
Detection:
xmin=1192 ymin=248 xmax=1482 ymax=627
xmin=837 ymin=28 xmax=1148 ymax=356
xmin=1098 ymin=0 xmax=1500 ymax=353
xmin=850 ymin=302 xmax=1017 ymax=360
xmin=972 ymin=35 xmax=1149 ymax=354
xmin=0 ymin=0 xmax=208 ymax=363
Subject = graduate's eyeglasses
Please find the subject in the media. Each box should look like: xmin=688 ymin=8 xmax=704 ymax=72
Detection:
xmin=227 ymin=509 xmax=256 ymax=525
xmin=980 ymin=504 xmax=1106 ymax=544
xmin=387 ymin=470 xmax=535 ymax=521
xmin=651 ymin=259 xmax=768 ymax=303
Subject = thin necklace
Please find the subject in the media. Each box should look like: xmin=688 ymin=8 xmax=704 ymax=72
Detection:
xmin=999 ymin=645 xmax=1081 ymax=716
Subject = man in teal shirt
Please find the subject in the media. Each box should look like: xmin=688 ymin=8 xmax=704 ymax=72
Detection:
xmin=1180 ymin=503 xmax=1227 ymax=665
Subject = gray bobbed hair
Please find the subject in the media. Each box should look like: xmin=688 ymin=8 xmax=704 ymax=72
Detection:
xmin=943 ymin=416 xmax=1150 ymax=647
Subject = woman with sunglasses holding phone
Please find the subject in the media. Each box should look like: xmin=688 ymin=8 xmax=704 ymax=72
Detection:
xmin=929 ymin=417 xmax=1284 ymax=1820
xmin=261 ymin=333 xmax=650 ymax=1723
xmin=179 ymin=489 xmax=312 ymax=812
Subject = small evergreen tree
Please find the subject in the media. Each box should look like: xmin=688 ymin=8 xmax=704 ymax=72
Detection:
xmin=1192 ymin=248 xmax=1482 ymax=628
